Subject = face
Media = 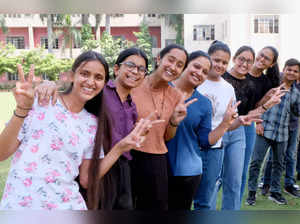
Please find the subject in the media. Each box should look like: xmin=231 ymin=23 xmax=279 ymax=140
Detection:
xmin=283 ymin=65 xmax=300 ymax=82
xmin=71 ymin=60 xmax=106 ymax=103
xmin=156 ymin=48 xmax=187 ymax=82
xmin=114 ymin=55 xmax=146 ymax=89
xmin=233 ymin=50 xmax=254 ymax=75
xmin=254 ymin=48 xmax=274 ymax=70
xmin=184 ymin=56 xmax=211 ymax=87
xmin=209 ymin=50 xmax=230 ymax=79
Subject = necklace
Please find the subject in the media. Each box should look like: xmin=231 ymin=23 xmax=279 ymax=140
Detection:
xmin=60 ymin=94 xmax=69 ymax=111
xmin=148 ymin=80 xmax=166 ymax=120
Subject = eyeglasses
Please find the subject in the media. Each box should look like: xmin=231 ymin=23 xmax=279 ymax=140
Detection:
xmin=120 ymin=61 xmax=147 ymax=75
xmin=258 ymin=53 xmax=272 ymax=62
xmin=237 ymin=56 xmax=253 ymax=66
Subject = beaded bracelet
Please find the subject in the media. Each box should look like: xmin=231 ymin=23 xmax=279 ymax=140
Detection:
xmin=13 ymin=110 xmax=28 ymax=119
xmin=17 ymin=105 xmax=32 ymax=111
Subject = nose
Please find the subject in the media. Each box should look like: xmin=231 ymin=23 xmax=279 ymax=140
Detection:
xmin=86 ymin=76 xmax=96 ymax=86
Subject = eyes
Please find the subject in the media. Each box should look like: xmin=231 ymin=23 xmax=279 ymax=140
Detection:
xmin=212 ymin=58 xmax=228 ymax=66
xmin=167 ymin=56 xmax=185 ymax=69
xmin=79 ymin=70 xmax=105 ymax=81
xmin=120 ymin=61 xmax=147 ymax=74
xmin=193 ymin=63 xmax=209 ymax=75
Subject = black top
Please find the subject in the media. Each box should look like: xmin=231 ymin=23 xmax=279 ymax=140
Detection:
xmin=223 ymin=72 xmax=257 ymax=115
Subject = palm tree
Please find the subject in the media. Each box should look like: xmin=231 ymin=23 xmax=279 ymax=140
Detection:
xmin=160 ymin=14 xmax=184 ymax=45
xmin=56 ymin=14 xmax=81 ymax=58
xmin=0 ymin=14 xmax=8 ymax=34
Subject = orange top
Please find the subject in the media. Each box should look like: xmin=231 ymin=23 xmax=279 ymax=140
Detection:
xmin=131 ymin=76 xmax=181 ymax=154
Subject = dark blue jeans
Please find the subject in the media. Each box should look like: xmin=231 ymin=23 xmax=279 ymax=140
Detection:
xmin=263 ymin=128 xmax=299 ymax=187
xmin=248 ymin=135 xmax=287 ymax=193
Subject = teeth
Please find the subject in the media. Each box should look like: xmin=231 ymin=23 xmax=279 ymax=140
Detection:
xmin=166 ymin=71 xmax=173 ymax=76
xmin=127 ymin=75 xmax=138 ymax=81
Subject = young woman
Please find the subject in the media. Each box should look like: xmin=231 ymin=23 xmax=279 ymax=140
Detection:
xmin=167 ymin=50 xmax=252 ymax=210
xmin=130 ymin=44 xmax=195 ymax=210
xmin=0 ymin=51 xmax=150 ymax=210
xmin=221 ymin=46 xmax=283 ymax=209
xmin=85 ymin=48 xmax=153 ymax=210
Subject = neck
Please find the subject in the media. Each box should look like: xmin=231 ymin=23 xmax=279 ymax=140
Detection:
xmin=148 ymin=71 xmax=169 ymax=90
xmin=283 ymin=78 xmax=294 ymax=89
xmin=207 ymin=74 xmax=221 ymax=82
xmin=115 ymin=79 xmax=131 ymax=102
xmin=249 ymin=66 xmax=263 ymax=77
xmin=173 ymin=77 xmax=194 ymax=98
xmin=61 ymin=93 xmax=84 ymax=113
xmin=230 ymin=68 xmax=246 ymax=79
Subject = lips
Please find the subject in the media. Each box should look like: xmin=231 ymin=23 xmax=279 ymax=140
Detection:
xmin=81 ymin=86 xmax=95 ymax=95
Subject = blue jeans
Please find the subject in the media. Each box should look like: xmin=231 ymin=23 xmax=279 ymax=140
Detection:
xmin=193 ymin=148 xmax=224 ymax=210
xmin=240 ymin=123 xmax=256 ymax=203
xmin=297 ymin=143 xmax=300 ymax=173
xmin=214 ymin=126 xmax=246 ymax=210
xmin=248 ymin=135 xmax=287 ymax=193
xmin=263 ymin=128 xmax=299 ymax=186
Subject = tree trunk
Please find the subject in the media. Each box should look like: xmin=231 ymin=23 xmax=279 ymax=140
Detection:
xmin=47 ymin=14 xmax=53 ymax=53
xmin=95 ymin=14 xmax=101 ymax=40
xmin=105 ymin=14 xmax=111 ymax=35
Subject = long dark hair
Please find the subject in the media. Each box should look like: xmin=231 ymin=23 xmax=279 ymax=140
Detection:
xmin=208 ymin=40 xmax=231 ymax=57
xmin=87 ymin=48 xmax=148 ymax=209
xmin=263 ymin=46 xmax=280 ymax=87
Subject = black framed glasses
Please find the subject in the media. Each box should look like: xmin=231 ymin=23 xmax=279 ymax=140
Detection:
xmin=120 ymin=61 xmax=147 ymax=74
xmin=237 ymin=56 xmax=253 ymax=65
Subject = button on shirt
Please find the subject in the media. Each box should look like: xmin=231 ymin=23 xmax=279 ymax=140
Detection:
xmin=103 ymin=80 xmax=138 ymax=160
xmin=262 ymin=82 xmax=300 ymax=142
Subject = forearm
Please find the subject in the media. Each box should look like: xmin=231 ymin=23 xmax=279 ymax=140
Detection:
xmin=164 ymin=123 xmax=178 ymax=141
xmin=0 ymin=109 xmax=25 ymax=161
xmin=209 ymin=121 xmax=230 ymax=144
xmin=97 ymin=144 xmax=124 ymax=180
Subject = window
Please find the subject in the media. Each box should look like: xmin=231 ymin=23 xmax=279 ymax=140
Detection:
xmin=165 ymin=39 xmax=176 ymax=46
xmin=254 ymin=15 xmax=279 ymax=33
xmin=193 ymin=25 xmax=215 ymax=41
xmin=151 ymin=36 xmax=158 ymax=48
xmin=40 ymin=37 xmax=59 ymax=49
xmin=7 ymin=73 xmax=18 ymax=81
xmin=6 ymin=36 xmax=25 ymax=49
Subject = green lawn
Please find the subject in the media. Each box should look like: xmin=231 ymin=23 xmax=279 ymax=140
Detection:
xmin=0 ymin=92 xmax=299 ymax=209
xmin=0 ymin=92 xmax=15 ymax=199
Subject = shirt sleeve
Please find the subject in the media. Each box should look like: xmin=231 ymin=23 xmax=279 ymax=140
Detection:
xmin=291 ymin=86 xmax=300 ymax=116
xmin=197 ymin=100 xmax=213 ymax=148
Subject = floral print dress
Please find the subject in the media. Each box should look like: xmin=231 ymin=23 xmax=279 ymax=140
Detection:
xmin=0 ymin=98 xmax=102 ymax=210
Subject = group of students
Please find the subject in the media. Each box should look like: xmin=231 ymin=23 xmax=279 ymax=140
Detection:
xmin=0 ymin=40 xmax=298 ymax=210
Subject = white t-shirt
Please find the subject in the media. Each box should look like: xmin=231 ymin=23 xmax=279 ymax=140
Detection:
xmin=196 ymin=77 xmax=236 ymax=148
xmin=0 ymin=98 xmax=103 ymax=210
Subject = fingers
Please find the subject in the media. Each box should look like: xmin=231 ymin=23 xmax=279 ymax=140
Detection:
xmin=17 ymin=64 xmax=25 ymax=82
xmin=185 ymin=98 xmax=197 ymax=107
xmin=232 ymin=100 xmax=241 ymax=110
xmin=28 ymin=64 xmax=35 ymax=83
xmin=145 ymin=111 xmax=158 ymax=121
xmin=179 ymin=92 xmax=187 ymax=104
xmin=151 ymin=119 xmax=165 ymax=125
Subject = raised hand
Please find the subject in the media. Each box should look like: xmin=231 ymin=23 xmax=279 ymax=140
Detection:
xmin=256 ymin=123 xmax=264 ymax=136
xmin=238 ymin=113 xmax=262 ymax=126
xmin=222 ymin=98 xmax=241 ymax=127
xmin=170 ymin=93 xmax=198 ymax=127
xmin=13 ymin=64 xmax=35 ymax=110
xmin=34 ymin=80 xmax=58 ymax=106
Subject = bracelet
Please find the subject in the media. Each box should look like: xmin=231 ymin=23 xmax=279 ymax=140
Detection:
xmin=262 ymin=104 xmax=268 ymax=111
xmin=169 ymin=120 xmax=178 ymax=127
xmin=13 ymin=110 xmax=28 ymax=119
xmin=17 ymin=105 xmax=32 ymax=111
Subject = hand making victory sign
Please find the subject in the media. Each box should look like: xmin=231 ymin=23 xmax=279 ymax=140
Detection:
xmin=169 ymin=92 xmax=198 ymax=127
xmin=13 ymin=64 xmax=35 ymax=111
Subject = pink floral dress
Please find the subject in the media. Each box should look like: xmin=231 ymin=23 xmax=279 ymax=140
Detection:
xmin=0 ymin=98 xmax=102 ymax=210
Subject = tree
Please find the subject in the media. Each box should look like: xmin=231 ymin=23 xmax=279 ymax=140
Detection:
xmin=94 ymin=14 xmax=102 ymax=40
xmin=0 ymin=14 xmax=8 ymax=34
xmin=56 ymin=14 xmax=81 ymax=58
xmin=133 ymin=21 xmax=154 ymax=71
xmin=160 ymin=14 xmax=184 ymax=45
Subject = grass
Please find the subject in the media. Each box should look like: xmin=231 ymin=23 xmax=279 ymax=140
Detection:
xmin=0 ymin=92 xmax=300 ymax=209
